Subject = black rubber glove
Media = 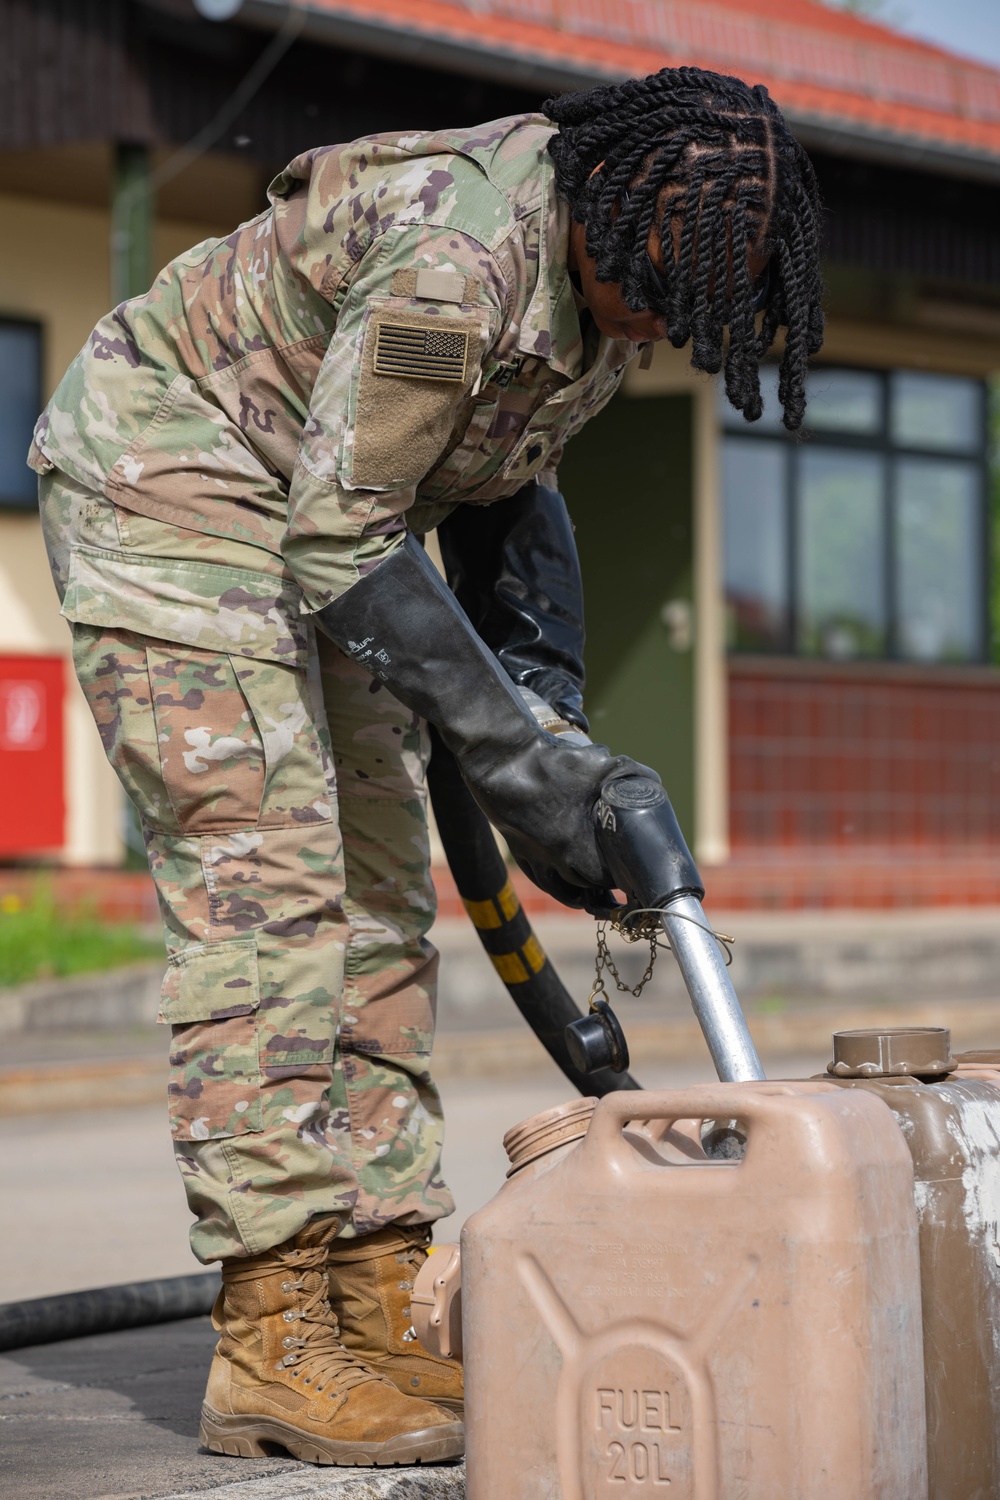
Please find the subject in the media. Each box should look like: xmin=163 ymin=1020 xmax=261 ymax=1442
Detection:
xmin=314 ymin=534 xmax=656 ymax=907
xmin=437 ymin=480 xmax=588 ymax=731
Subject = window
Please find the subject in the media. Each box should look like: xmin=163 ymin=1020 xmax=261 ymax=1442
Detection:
xmin=0 ymin=319 xmax=42 ymax=508
xmin=721 ymin=366 xmax=988 ymax=663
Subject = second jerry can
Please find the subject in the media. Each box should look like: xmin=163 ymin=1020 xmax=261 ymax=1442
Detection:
xmin=823 ymin=1029 xmax=1000 ymax=1500
xmin=462 ymin=1082 xmax=927 ymax=1500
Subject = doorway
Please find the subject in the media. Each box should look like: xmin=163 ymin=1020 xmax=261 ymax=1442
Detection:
xmin=559 ymin=390 xmax=696 ymax=838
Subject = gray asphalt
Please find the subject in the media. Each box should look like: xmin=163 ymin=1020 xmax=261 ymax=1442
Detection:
xmin=0 ymin=1052 xmax=826 ymax=1300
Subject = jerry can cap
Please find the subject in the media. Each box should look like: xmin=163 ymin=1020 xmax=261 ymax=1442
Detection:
xmin=828 ymin=1026 xmax=955 ymax=1079
xmin=503 ymin=1097 xmax=597 ymax=1175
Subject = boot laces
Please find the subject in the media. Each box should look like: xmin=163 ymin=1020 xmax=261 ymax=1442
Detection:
xmin=394 ymin=1234 xmax=430 ymax=1343
xmin=394 ymin=1229 xmax=431 ymax=1284
xmin=278 ymin=1248 xmax=384 ymax=1395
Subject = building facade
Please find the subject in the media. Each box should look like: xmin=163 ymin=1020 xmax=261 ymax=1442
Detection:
xmin=1 ymin=0 xmax=998 ymax=902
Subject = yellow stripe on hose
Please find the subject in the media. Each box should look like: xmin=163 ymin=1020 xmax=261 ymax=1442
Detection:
xmin=463 ymin=879 xmax=523 ymax=931
xmin=521 ymin=934 xmax=546 ymax=975
xmin=491 ymin=950 xmax=530 ymax=984
xmin=490 ymin=937 xmax=546 ymax=986
xmin=497 ymin=879 xmax=521 ymax=922
xmin=462 ymin=895 xmax=502 ymax=930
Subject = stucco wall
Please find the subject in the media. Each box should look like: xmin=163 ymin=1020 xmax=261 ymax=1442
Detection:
xmin=0 ymin=192 xmax=223 ymax=864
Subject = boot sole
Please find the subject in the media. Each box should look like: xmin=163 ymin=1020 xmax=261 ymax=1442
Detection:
xmin=199 ymin=1401 xmax=464 ymax=1466
xmin=417 ymin=1395 xmax=464 ymax=1415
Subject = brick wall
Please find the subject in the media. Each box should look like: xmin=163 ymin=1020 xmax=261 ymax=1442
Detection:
xmin=729 ymin=656 xmax=1000 ymax=849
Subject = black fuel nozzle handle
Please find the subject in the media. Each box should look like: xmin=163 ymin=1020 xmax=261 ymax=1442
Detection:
xmin=595 ymin=777 xmax=704 ymax=913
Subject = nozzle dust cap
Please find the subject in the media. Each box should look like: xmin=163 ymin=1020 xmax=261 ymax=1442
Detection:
xmin=827 ymin=1026 xmax=955 ymax=1079
xmin=564 ymin=1000 xmax=630 ymax=1077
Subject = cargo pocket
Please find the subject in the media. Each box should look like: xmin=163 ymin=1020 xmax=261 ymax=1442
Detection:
xmin=159 ymin=937 xmax=263 ymax=1140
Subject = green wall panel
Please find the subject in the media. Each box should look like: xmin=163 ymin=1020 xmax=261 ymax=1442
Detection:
xmin=559 ymin=390 xmax=695 ymax=839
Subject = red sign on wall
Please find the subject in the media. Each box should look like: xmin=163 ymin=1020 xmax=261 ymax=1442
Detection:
xmin=0 ymin=656 xmax=65 ymax=856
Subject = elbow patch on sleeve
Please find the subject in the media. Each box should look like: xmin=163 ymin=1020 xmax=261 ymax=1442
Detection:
xmin=349 ymin=304 xmax=489 ymax=490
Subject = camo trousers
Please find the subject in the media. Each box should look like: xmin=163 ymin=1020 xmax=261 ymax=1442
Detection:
xmin=68 ymin=620 xmax=453 ymax=1264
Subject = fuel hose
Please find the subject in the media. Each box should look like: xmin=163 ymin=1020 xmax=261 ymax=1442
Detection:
xmin=0 ymin=1271 xmax=219 ymax=1354
xmin=426 ymin=726 xmax=640 ymax=1098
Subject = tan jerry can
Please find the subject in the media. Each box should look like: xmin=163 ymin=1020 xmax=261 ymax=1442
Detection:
xmin=818 ymin=1030 xmax=1000 ymax=1500
xmin=461 ymin=1083 xmax=928 ymax=1500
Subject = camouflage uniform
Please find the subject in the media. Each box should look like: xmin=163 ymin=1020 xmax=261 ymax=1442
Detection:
xmin=31 ymin=114 xmax=636 ymax=1263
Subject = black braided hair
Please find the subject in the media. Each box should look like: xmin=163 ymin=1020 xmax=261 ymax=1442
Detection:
xmin=543 ymin=68 xmax=824 ymax=430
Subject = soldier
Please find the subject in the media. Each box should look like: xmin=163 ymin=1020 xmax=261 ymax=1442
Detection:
xmin=30 ymin=67 xmax=823 ymax=1466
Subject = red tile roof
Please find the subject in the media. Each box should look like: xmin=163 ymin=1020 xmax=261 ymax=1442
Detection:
xmin=287 ymin=0 xmax=1000 ymax=168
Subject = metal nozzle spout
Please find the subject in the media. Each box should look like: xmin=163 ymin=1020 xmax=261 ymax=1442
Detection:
xmin=594 ymin=776 xmax=765 ymax=1084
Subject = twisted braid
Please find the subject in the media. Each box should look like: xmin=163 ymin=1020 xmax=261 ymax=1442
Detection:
xmin=544 ymin=67 xmax=825 ymax=431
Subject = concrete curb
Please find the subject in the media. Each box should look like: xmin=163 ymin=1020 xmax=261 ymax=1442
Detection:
xmin=3 ymin=997 xmax=1000 ymax=1116
xmin=5 ymin=908 xmax=1000 ymax=1044
xmin=157 ymin=1464 xmax=465 ymax=1499
xmin=0 ymin=1056 xmax=166 ymax=1116
xmin=0 ymin=962 xmax=163 ymax=1038
xmin=431 ymin=996 xmax=1000 ymax=1077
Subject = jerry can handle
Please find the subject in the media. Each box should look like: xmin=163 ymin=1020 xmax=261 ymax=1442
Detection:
xmin=583 ymin=1084 xmax=823 ymax=1167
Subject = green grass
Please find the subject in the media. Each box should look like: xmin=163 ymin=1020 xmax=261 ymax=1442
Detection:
xmin=0 ymin=883 xmax=163 ymax=989
xmin=752 ymin=994 xmax=789 ymax=1015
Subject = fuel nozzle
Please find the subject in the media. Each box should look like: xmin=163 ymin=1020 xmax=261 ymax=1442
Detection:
xmin=594 ymin=776 xmax=704 ymax=912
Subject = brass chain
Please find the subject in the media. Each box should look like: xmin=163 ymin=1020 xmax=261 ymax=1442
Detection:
xmin=589 ymin=908 xmax=737 ymax=1007
xmin=589 ymin=912 xmax=670 ymax=1003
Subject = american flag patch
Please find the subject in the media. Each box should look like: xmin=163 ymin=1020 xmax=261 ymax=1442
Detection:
xmin=373 ymin=320 xmax=470 ymax=383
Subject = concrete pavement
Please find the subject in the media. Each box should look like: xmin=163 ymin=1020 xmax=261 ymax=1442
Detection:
xmin=0 ymin=1316 xmax=465 ymax=1500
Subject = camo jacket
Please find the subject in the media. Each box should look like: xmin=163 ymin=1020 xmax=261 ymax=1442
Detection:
xmin=30 ymin=113 xmax=637 ymax=668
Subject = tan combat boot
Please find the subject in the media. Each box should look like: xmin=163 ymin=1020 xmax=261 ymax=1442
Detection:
xmin=328 ymin=1225 xmax=464 ymax=1413
xmin=199 ymin=1217 xmax=464 ymax=1466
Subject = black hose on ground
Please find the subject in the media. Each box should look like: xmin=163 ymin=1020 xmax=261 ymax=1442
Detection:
xmin=426 ymin=727 xmax=640 ymax=1097
xmin=0 ymin=1271 xmax=219 ymax=1354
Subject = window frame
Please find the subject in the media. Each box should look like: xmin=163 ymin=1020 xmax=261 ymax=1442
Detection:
xmin=0 ymin=314 xmax=44 ymax=511
xmin=721 ymin=363 xmax=991 ymax=664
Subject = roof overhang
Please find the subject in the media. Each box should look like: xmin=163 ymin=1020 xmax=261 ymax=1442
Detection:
xmin=180 ymin=0 xmax=1000 ymax=186
xmin=787 ymin=115 xmax=1000 ymax=185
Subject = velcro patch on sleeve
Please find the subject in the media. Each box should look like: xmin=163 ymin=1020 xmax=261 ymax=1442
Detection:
xmin=373 ymin=321 xmax=469 ymax=382
xmin=414 ymin=267 xmax=467 ymax=303
xmin=390 ymin=268 xmax=479 ymax=304
xmin=350 ymin=306 xmax=486 ymax=490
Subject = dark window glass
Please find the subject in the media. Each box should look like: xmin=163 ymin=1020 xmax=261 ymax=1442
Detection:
xmin=721 ymin=364 xmax=987 ymax=663
xmin=895 ymin=457 xmax=981 ymax=661
xmin=890 ymin=372 xmax=980 ymax=453
xmin=797 ymin=448 xmax=886 ymax=658
xmin=722 ymin=437 xmax=787 ymax=651
xmin=0 ymin=321 xmax=42 ymax=507
xmin=805 ymin=368 xmax=881 ymax=434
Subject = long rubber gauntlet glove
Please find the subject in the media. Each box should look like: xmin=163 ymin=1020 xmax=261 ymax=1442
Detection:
xmin=437 ymin=481 xmax=588 ymax=731
xmin=314 ymin=533 xmax=654 ymax=905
